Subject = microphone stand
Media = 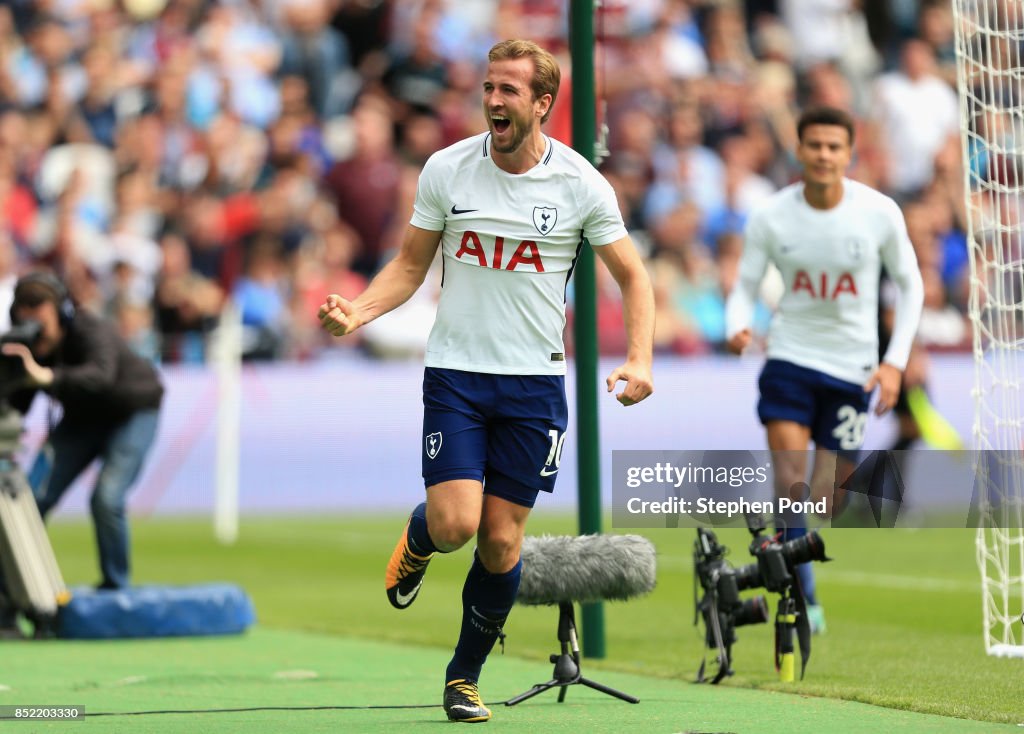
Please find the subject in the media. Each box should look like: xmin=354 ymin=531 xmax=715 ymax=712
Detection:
xmin=505 ymin=601 xmax=639 ymax=706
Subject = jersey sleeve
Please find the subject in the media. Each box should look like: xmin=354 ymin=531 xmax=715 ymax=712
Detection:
xmin=878 ymin=199 xmax=924 ymax=370
xmin=725 ymin=207 xmax=772 ymax=339
xmin=580 ymin=170 xmax=628 ymax=246
xmin=410 ymin=154 xmax=447 ymax=231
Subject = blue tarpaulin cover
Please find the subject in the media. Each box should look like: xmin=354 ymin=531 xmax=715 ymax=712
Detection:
xmin=57 ymin=584 xmax=255 ymax=639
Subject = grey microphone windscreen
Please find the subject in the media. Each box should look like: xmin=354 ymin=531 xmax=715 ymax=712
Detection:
xmin=517 ymin=534 xmax=657 ymax=606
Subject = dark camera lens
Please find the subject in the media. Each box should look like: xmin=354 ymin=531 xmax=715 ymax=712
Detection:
xmin=732 ymin=595 xmax=769 ymax=627
xmin=733 ymin=562 xmax=762 ymax=591
xmin=0 ymin=320 xmax=42 ymax=347
xmin=0 ymin=321 xmax=42 ymax=397
xmin=780 ymin=531 xmax=828 ymax=565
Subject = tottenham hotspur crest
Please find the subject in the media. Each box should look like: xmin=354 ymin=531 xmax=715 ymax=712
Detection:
xmin=533 ymin=206 xmax=558 ymax=236
xmin=426 ymin=432 xmax=443 ymax=460
xmin=846 ymin=237 xmax=865 ymax=261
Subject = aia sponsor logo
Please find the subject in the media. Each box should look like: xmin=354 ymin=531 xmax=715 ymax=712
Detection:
xmin=455 ymin=231 xmax=546 ymax=272
xmin=792 ymin=270 xmax=858 ymax=299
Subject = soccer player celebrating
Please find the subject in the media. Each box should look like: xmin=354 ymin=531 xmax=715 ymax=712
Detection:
xmin=725 ymin=107 xmax=924 ymax=633
xmin=319 ymin=40 xmax=654 ymax=722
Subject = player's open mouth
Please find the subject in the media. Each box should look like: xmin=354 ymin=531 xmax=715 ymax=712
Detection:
xmin=492 ymin=116 xmax=511 ymax=134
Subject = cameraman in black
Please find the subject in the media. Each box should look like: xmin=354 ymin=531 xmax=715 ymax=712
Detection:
xmin=0 ymin=272 xmax=163 ymax=632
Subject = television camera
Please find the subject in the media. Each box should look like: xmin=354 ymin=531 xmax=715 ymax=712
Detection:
xmin=0 ymin=320 xmax=42 ymax=399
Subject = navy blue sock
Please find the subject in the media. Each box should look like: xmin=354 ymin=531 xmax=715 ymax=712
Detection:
xmin=445 ymin=552 xmax=521 ymax=684
xmin=795 ymin=562 xmax=817 ymax=606
xmin=407 ymin=502 xmax=439 ymax=556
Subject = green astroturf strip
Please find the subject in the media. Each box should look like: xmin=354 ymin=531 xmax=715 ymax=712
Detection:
xmin=0 ymin=628 xmax=1018 ymax=734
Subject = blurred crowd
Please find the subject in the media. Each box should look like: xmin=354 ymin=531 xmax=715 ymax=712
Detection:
xmin=0 ymin=0 xmax=980 ymax=363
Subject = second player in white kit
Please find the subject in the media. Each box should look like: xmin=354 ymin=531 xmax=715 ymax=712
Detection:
xmin=727 ymin=177 xmax=922 ymax=388
xmin=726 ymin=107 xmax=924 ymax=633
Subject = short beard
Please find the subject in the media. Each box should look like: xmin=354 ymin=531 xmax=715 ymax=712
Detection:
xmin=492 ymin=136 xmax=523 ymax=154
xmin=491 ymin=119 xmax=534 ymax=155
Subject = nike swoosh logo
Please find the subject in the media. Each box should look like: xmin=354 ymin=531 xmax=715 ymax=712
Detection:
xmin=451 ymin=205 xmax=478 ymax=215
xmin=539 ymin=467 xmax=559 ymax=477
xmin=394 ymin=580 xmax=423 ymax=606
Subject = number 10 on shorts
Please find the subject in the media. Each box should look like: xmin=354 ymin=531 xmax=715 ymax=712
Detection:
xmin=541 ymin=429 xmax=566 ymax=477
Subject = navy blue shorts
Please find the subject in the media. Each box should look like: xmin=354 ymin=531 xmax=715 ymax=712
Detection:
xmin=422 ymin=367 xmax=569 ymax=508
xmin=757 ymin=359 xmax=870 ymax=453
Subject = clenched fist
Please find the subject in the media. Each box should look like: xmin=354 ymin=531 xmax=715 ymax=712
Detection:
xmin=318 ymin=295 xmax=362 ymax=337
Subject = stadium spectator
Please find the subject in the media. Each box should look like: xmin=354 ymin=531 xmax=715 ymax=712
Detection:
xmin=278 ymin=0 xmax=356 ymax=120
xmin=870 ymin=38 xmax=959 ymax=200
xmin=323 ymin=94 xmax=403 ymax=276
xmin=648 ymin=257 xmax=707 ymax=355
xmin=384 ymin=5 xmax=451 ymax=117
xmin=153 ymin=231 xmax=224 ymax=363
xmin=289 ymin=219 xmax=368 ymax=359
xmin=194 ymin=2 xmax=281 ymax=130
xmin=646 ymin=100 xmax=726 ymax=231
xmin=779 ymin=0 xmax=880 ymax=87
xmin=232 ymin=235 xmax=290 ymax=361
xmin=916 ymin=0 xmax=958 ymax=86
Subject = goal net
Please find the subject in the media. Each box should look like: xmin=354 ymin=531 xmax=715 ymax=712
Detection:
xmin=953 ymin=0 xmax=1024 ymax=657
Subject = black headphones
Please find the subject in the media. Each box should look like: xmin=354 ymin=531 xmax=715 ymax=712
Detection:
xmin=10 ymin=271 xmax=76 ymax=328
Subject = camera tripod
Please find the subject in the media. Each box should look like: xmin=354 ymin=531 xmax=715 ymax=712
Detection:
xmin=0 ymin=401 xmax=67 ymax=637
xmin=505 ymin=602 xmax=639 ymax=706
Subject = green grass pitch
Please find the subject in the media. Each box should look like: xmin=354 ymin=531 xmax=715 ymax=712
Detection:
xmin=1 ymin=512 xmax=1021 ymax=733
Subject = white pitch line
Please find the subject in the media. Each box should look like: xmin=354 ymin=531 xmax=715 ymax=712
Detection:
xmin=113 ymin=676 xmax=148 ymax=686
xmin=813 ymin=570 xmax=976 ymax=594
xmin=272 ymin=670 xmax=319 ymax=681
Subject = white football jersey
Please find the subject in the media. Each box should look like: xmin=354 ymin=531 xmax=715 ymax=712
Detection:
xmin=726 ymin=179 xmax=924 ymax=385
xmin=410 ymin=132 xmax=628 ymax=375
